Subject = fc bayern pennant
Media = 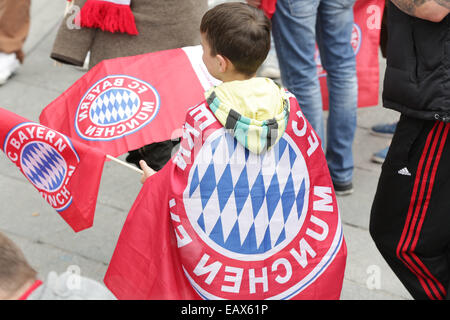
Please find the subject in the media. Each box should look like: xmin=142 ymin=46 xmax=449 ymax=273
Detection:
xmin=104 ymin=93 xmax=347 ymax=300
xmin=39 ymin=46 xmax=220 ymax=158
xmin=0 ymin=108 xmax=105 ymax=232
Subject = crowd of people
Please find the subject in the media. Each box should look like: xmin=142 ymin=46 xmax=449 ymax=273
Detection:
xmin=0 ymin=0 xmax=449 ymax=300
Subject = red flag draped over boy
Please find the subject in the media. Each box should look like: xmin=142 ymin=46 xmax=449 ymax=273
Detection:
xmin=0 ymin=108 xmax=105 ymax=232
xmin=104 ymin=95 xmax=347 ymax=300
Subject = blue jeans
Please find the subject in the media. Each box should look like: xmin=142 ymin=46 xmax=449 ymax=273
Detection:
xmin=272 ymin=0 xmax=358 ymax=184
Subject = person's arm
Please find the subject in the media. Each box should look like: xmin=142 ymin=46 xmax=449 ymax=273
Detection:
xmin=391 ymin=0 xmax=450 ymax=22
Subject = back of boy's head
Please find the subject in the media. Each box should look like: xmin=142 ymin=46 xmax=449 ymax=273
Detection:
xmin=0 ymin=232 xmax=37 ymax=297
xmin=200 ymin=2 xmax=271 ymax=76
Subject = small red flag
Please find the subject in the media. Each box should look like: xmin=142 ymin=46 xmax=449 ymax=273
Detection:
xmin=104 ymin=94 xmax=346 ymax=300
xmin=39 ymin=46 xmax=220 ymax=158
xmin=0 ymin=108 xmax=105 ymax=232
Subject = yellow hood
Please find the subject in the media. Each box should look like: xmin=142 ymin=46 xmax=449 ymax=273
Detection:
xmin=205 ymin=77 xmax=290 ymax=154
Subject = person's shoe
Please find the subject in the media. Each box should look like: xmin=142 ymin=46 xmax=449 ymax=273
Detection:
xmin=370 ymin=122 xmax=397 ymax=138
xmin=0 ymin=52 xmax=20 ymax=85
xmin=333 ymin=181 xmax=354 ymax=196
xmin=371 ymin=146 xmax=389 ymax=164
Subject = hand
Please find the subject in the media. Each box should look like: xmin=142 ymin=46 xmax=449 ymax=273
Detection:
xmin=246 ymin=0 xmax=262 ymax=8
xmin=139 ymin=160 xmax=156 ymax=184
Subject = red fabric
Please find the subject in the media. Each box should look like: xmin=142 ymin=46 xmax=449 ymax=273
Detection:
xmin=319 ymin=0 xmax=385 ymax=109
xmin=39 ymin=47 xmax=211 ymax=158
xmin=260 ymin=0 xmax=277 ymax=18
xmin=104 ymin=163 xmax=200 ymax=299
xmin=18 ymin=280 xmax=43 ymax=300
xmin=0 ymin=108 xmax=105 ymax=232
xmin=80 ymin=0 xmax=138 ymax=35
xmin=104 ymin=95 xmax=347 ymax=300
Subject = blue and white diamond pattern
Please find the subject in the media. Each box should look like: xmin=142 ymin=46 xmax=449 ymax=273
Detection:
xmin=184 ymin=129 xmax=309 ymax=259
xmin=90 ymin=88 xmax=140 ymax=125
xmin=20 ymin=142 xmax=67 ymax=192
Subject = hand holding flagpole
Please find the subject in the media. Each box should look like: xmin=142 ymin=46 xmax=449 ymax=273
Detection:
xmin=105 ymin=155 xmax=156 ymax=183
xmin=139 ymin=160 xmax=156 ymax=184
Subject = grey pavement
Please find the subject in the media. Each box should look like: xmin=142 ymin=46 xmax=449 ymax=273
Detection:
xmin=0 ymin=0 xmax=411 ymax=300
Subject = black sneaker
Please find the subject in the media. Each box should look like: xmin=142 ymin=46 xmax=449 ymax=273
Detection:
xmin=333 ymin=181 xmax=354 ymax=196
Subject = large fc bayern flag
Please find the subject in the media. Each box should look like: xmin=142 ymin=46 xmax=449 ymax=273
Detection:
xmin=104 ymin=93 xmax=347 ymax=300
xmin=39 ymin=46 xmax=220 ymax=158
xmin=0 ymin=108 xmax=105 ymax=232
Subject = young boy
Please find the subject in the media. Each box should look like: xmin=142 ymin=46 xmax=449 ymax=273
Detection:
xmin=139 ymin=1 xmax=281 ymax=180
xmin=106 ymin=2 xmax=346 ymax=300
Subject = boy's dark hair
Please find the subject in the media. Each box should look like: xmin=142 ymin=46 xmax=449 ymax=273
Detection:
xmin=200 ymin=2 xmax=271 ymax=76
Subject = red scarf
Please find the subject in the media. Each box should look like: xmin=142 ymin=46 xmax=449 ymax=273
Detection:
xmin=79 ymin=0 xmax=138 ymax=35
xmin=260 ymin=0 xmax=277 ymax=18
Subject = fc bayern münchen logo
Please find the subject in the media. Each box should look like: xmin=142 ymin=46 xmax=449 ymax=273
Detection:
xmin=4 ymin=123 xmax=80 ymax=212
xmin=75 ymin=75 xmax=160 ymax=141
xmin=185 ymin=131 xmax=309 ymax=260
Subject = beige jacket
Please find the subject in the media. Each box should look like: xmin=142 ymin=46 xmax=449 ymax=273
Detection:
xmin=0 ymin=0 xmax=30 ymax=62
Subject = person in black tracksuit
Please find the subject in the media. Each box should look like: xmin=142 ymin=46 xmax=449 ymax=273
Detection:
xmin=370 ymin=1 xmax=450 ymax=300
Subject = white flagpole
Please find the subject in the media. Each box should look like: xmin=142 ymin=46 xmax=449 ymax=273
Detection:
xmin=106 ymin=154 xmax=144 ymax=174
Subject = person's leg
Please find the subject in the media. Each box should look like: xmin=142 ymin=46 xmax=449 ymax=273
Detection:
xmin=315 ymin=0 xmax=357 ymax=186
xmin=271 ymin=0 xmax=324 ymax=141
xmin=370 ymin=115 xmax=450 ymax=300
xmin=0 ymin=0 xmax=30 ymax=84
xmin=0 ymin=0 xmax=31 ymax=62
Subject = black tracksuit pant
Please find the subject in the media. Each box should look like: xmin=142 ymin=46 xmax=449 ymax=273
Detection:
xmin=370 ymin=114 xmax=450 ymax=300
